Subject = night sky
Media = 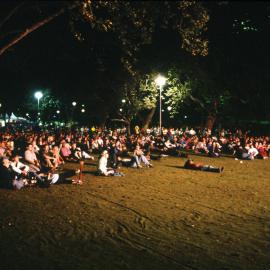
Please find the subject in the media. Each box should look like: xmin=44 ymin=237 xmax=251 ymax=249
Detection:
xmin=0 ymin=1 xmax=270 ymax=124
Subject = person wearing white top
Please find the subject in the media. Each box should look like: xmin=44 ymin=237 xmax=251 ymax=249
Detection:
xmin=248 ymin=145 xmax=259 ymax=159
xmin=10 ymin=155 xmax=29 ymax=176
xmin=98 ymin=150 xmax=114 ymax=176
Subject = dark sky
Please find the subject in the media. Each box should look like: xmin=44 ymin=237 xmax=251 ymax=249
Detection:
xmin=0 ymin=1 xmax=270 ymax=119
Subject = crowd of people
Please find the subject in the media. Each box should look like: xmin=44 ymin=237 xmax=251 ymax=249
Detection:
xmin=0 ymin=125 xmax=269 ymax=190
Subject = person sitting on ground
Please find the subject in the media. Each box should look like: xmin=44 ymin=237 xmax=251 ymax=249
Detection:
xmin=40 ymin=145 xmax=57 ymax=171
xmin=108 ymin=141 xmax=122 ymax=169
xmin=132 ymin=145 xmax=153 ymax=168
xmin=208 ymin=140 xmax=222 ymax=157
xmin=10 ymin=153 xmax=30 ymax=177
xmin=52 ymin=146 xmax=65 ymax=167
xmin=97 ymin=150 xmax=117 ymax=176
xmin=184 ymin=158 xmax=224 ymax=173
xmin=71 ymin=142 xmax=94 ymax=161
xmin=24 ymin=144 xmax=41 ymax=172
xmin=10 ymin=153 xmax=59 ymax=185
xmin=257 ymin=142 xmax=268 ymax=159
xmin=0 ymin=157 xmax=26 ymax=189
xmin=247 ymin=144 xmax=259 ymax=160
xmin=60 ymin=141 xmax=72 ymax=161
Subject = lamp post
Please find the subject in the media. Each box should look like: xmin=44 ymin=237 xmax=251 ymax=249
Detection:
xmin=155 ymin=75 xmax=166 ymax=135
xmin=34 ymin=91 xmax=43 ymax=112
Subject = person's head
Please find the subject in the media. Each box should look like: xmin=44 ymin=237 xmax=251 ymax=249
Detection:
xmin=2 ymin=157 xmax=10 ymax=168
xmin=43 ymin=145 xmax=49 ymax=152
xmin=101 ymin=150 xmax=109 ymax=158
xmin=11 ymin=154 xmax=20 ymax=163
xmin=27 ymin=144 xmax=33 ymax=151
xmin=72 ymin=143 xmax=77 ymax=148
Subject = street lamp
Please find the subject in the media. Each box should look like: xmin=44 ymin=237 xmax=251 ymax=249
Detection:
xmin=155 ymin=75 xmax=166 ymax=135
xmin=56 ymin=110 xmax=60 ymax=114
xmin=81 ymin=108 xmax=85 ymax=113
xmin=72 ymin=101 xmax=77 ymax=106
xmin=34 ymin=91 xmax=43 ymax=111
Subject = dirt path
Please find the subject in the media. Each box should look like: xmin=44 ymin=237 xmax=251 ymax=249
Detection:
xmin=0 ymin=156 xmax=270 ymax=270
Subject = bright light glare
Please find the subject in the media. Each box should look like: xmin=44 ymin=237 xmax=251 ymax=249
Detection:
xmin=81 ymin=109 xmax=85 ymax=113
xmin=56 ymin=110 xmax=60 ymax=114
xmin=122 ymin=99 xmax=126 ymax=103
xmin=155 ymin=75 xmax=166 ymax=87
xmin=72 ymin=101 xmax=77 ymax=106
xmin=167 ymin=106 xmax=172 ymax=111
xmin=34 ymin=91 xmax=43 ymax=100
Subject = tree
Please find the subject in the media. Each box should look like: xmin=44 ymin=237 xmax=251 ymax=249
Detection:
xmin=117 ymin=68 xmax=192 ymax=131
xmin=21 ymin=89 xmax=62 ymax=123
xmin=0 ymin=1 xmax=209 ymax=57
xmin=0 ymin=1 xmax=210 ymax=128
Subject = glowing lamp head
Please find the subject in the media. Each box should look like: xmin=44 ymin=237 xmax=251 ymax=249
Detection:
xmin=34 ymin=91 xmax=43 ymax=100
xmin=72 ymin=101 xmax=77 ymax=106
xmin=155 ymin=75 xmax=166 ymax=87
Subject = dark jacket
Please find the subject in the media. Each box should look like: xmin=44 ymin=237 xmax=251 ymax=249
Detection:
xmin=0 ymin=165 xmax=15 ymax=189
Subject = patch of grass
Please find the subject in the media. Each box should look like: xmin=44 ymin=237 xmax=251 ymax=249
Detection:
xmin=0 ymin=156 xmax=270 ymax=270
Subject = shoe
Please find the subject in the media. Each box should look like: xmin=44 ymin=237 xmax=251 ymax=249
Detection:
xmin=220 ymin=167 xmax=224 ymax=173
xmin=148 ymin=163 xmax=153 ymax=168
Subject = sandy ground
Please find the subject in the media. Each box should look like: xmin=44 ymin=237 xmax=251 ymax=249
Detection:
xmin=0 ymin=155 xmax=270 ymax=270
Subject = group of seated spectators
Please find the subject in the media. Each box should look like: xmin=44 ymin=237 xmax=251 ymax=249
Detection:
xmin=0 ymin=125 xmax=269 ymax=189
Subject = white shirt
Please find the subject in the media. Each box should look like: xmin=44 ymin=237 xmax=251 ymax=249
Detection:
xmin=24 ymin=150 xmax=39 ymax=164
xmin=98 ymin=156 xmax=108 ymax=174
xmin=248 ymin=147 xmax=258 ymax=157
xmin=10 ymin=161 xmax=29 ymax=174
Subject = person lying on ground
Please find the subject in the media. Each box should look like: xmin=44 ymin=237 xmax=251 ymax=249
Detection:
xmin=184 ymin=158 xmax=224 ymax=173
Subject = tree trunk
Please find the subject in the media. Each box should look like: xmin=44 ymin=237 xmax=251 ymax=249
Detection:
xmin=205 ymin=115 xmax=216 ymax=131
xmin=142 ymin=107 xmax=156 ymax=130
xmin=99 ymin=116 xmax=107 ymax=129
xmin=126 ymin=121 xmax=131 ymax=136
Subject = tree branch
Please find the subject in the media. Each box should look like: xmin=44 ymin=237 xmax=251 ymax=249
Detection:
xmin=189 ymin=93 xmax=205 ymax=109
xmin=0 ymin=2 xmax=79 ymax=56
xmin=0 ymin=2 xmax=24 ymax=30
